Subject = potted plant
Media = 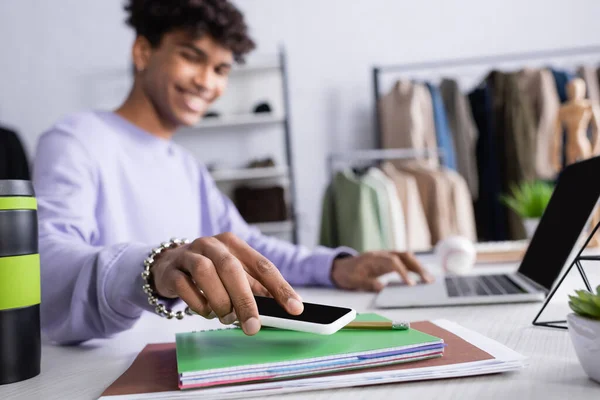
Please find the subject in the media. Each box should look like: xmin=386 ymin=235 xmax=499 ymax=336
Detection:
xmin=500 ymin=180 xmax=554 ymax=238
xmin=567 ymin=286 xmax=600 ymax=383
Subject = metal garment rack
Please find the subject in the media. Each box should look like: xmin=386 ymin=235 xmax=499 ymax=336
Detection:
xmin=372 ymin=44 xmax=600 ymax=148
xmin=327 ymin=147 xmax=444 ymax=178
xmin=368 ymin=46 xmax=600 ymax=329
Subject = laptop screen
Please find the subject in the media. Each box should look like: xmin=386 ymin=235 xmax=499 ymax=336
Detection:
xmin=518 ymin=156 xmax=600 ymax=290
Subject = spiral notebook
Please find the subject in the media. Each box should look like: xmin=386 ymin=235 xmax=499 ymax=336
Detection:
xmin=175 ymin=313 xmax=445 ymax=389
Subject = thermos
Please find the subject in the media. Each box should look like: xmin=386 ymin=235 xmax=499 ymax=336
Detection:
xmin=0 ymin=180 xmax=41 ymax=385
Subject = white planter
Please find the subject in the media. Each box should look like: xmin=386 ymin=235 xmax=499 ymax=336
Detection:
xmin=567 ymin=313 xmax=600 ymax=383
xmin=522 ymin=218 xmax=540 ymax=239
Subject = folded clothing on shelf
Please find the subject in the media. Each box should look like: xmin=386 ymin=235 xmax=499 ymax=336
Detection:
xmin=234 ymin=185 xmax=287 ymax=223
xmin=246 ymin=157 xmax=276 ymax=168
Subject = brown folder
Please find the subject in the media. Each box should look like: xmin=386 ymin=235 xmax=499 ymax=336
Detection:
xmin=101 ymin=321 xmax=494 ymax=397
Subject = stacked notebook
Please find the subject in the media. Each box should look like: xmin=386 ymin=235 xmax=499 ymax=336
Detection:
xmin=176 ymin=314 xmax=444 ymax=389
xmin=99 ymin=315 xmax=527 ymax=399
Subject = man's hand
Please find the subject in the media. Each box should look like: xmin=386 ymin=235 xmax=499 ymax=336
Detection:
xmin=331 ymin=251 xmax=434 ymax=292
xmin=150 ymin=232 xmax=304 ymax=336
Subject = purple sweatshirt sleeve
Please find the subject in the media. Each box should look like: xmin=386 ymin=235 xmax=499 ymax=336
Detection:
xmin=33 ymin=131 xmax=176 ymax=345
xmin=33 ymin=128 xmax=356 ymax=345
xmin=197 ymin=166 xmax=358 ymax=287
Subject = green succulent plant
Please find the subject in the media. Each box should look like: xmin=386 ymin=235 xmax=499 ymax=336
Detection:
xmin=500 ymin=180 xmax=554 ymax=219
xmin=568 ymin=285 xmax=600 ymax=320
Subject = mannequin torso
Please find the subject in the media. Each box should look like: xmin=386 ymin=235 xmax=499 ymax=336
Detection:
xmin=559 ymin=102 xmax=593 ymax=163
xmin=553 ymin=78 xmax=600 ymax=172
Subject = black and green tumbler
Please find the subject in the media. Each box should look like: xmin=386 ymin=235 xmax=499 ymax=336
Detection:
xmin=0 ymin=180 xmax=41 ymax=385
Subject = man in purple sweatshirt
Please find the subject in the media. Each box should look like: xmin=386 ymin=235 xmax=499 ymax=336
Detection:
xmin=32 ymin=0 xmax=432 ymax=345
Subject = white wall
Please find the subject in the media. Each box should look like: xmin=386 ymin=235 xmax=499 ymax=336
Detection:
xmin=2 ymin=0 xmax=600 ymax=247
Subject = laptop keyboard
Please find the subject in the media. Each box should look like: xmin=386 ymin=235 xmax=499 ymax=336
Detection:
xmin=445 ymin=274 xmax=526 ymax=297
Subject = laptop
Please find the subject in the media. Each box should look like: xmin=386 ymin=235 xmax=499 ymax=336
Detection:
xmin=375 ymin=155 xmax=600 ymax=308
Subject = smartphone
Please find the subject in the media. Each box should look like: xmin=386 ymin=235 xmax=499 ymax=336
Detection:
xmin=254 ymin=295 xmax=356 ymax=335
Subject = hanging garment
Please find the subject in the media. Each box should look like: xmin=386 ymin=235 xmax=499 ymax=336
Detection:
xmin=490 ymin=71 xmax=537 ymax=240
xmin=440 ymin=78 xmax=480 ymax=199
xmin=0 ymin=126 xmax=30 ymax=180
xmin=468 ymin=79 xmax=509 ymax=241
xmin=491 ymin=71 xmax=538 ymax=185
xmin=381 ymin=162 xmax=431 ymax=252
xmin=443 ymin=168 xmax=477 ymax=242
xmin=596 ymin=67 xmax=600 ymax=104
xmin=578 ymin=65 xmax=600 ymax=144
xmin=426 ymin=82 xmax=457 ymax=171
xmin=361 ymin=170 xmax=393 ymax=249
xmin=364 ymin=167 xmax=407 ymax=251
xmin=551 ymin=68 xmax=576 ymax=103
xmin=578 ymin=65 xmax=600 ymax=107
xmin=378 ymin=80 xmax=439 ymax=168
xmin=551 ymin=68 xmax=577 ymax=169
xmin=517 ymin=68 xmax=561 ymax=180
xmin=319 ymin=170 xmax=386 ymax=252
xmin=395 ymin=163 xmax=453 ymax=245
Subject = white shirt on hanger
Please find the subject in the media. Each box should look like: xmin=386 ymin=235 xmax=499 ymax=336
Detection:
xmin=363 ymin=167 xmax=407 ymax=251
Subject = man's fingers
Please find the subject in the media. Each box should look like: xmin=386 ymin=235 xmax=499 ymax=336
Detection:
xmin=169 ymin=270 xmax=215 ymax=319
xmin=369 ymin=254 xmax=415 ymax=286
xmin=180 ymin=253 xmax=235 ymax=324
xmin=388 ymin=255 xmax=415 ymax=286
xmin=396 ymin=252 xmax=434 ymax=283
xmin=194 ymin=236 xmax=261 ymax=335
xmin=247 ymin=274 xmax=271 ymax=297
xmin=364 ymin=278 xmax=385 ymax=292
xmin=217 ymin=232 xmax=303 ymax=316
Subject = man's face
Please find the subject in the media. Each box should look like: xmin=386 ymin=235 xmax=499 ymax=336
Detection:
xmin=140 ymin=30 xmax=233 ymax=127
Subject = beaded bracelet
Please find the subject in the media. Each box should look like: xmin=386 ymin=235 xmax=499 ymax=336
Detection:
xmin=141 ymin=237 xmax=194 ymax=319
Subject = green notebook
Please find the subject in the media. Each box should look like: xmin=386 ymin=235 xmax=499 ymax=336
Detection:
xmin=175 ymin=313 xmax=444 ymax=382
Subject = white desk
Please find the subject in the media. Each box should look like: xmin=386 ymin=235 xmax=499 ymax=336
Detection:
xmin=1 ymin=256 xmax=599 ymax=400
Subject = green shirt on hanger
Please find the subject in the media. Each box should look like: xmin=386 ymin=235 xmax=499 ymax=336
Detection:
xmin=361 ymin=169 xmax=393 ymax=249
xmin=319 ymin=170 xmax=386 ymax=253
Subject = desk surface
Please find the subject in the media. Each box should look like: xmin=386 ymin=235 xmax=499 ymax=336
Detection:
xmin=1 ymin=257 xmax=599 ymax=400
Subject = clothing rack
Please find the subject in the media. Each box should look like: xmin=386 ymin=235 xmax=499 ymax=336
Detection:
xmin=372 ymin=44 xmax=600 ymax=148
xmin=327 ymin=148 xmax=444 ymax=178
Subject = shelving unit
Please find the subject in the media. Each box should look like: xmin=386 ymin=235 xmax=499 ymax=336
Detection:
xmin=229 ymin=60 xmax=280 ymax=74
xmin=195 ymin=112 xmax=285 ymax=129
xmin=174 ymin=47 xmax=298 ymax=243
xmin=210 ymin=166 xmax=289 ymax=182
xmin=250 ymin=220 xmax=294 ymax=235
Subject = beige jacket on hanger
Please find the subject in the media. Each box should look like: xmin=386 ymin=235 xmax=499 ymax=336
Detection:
xmin=517 ymin=68 xmax=561 ymax=180
xmin=443 ymin=168 xmax=477 ymax=242
xmin=395 ymin=163 xmax=452 ymax=245
xmin=395 ymin=162 xmax=476 ymax=245
xmin=381 ymin=162 xmax=431 ymax=252
xmin=440 ymin=78 xmax=479 ymax=199
xmin=379 ymin=80 xmax=439 ymax=168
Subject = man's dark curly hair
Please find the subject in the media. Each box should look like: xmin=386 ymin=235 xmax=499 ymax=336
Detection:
xmin=124 ymin=0 xmax=256 ymax=63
